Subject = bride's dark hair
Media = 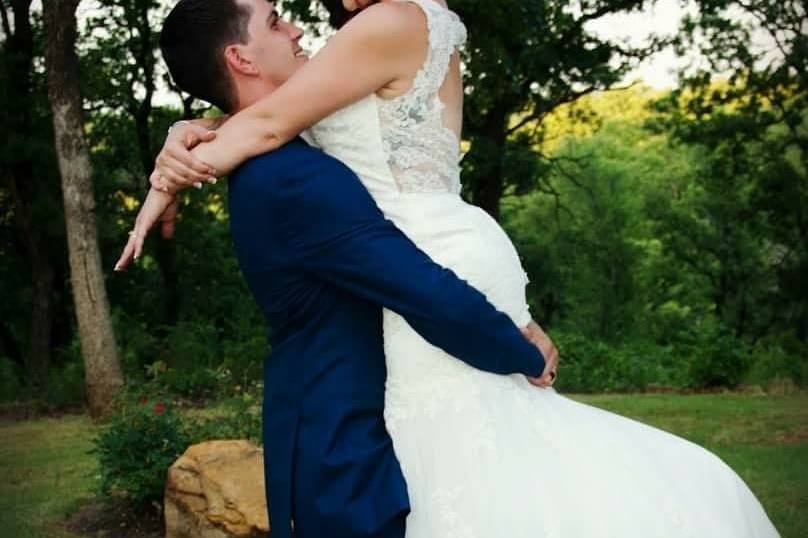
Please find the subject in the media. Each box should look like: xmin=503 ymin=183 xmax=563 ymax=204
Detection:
xmin=320 ymin=0 xmax=378 ymax=29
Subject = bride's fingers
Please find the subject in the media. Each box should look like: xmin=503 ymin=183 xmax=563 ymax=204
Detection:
xmin=527 ymin=375 xmax=550 ymax=388
xmin=113 ymin=248 xmax=129 ymax=272
xmin=114 ymin=234 xmax=137 ymax=271
xmin=117 ymin=188 xmax=175 ymax=269
xmin=530 ymin=371 xmax=556 ymax=388
xmin=133 ymin=228 xmax=148 ymax=261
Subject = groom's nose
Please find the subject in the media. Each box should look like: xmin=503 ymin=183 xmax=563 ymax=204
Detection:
xmin=291 ymin=22 xmax=303 ymax=41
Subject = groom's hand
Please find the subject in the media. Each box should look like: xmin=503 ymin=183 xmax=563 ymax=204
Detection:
xmin=114 ymin=188 xmax=177 ymax=271
xmin=521 ymin=320 xmax=559 ymax=388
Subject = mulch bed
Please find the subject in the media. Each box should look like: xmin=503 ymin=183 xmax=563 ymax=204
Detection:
xmin=55 ymin=499 xmax=164 ymax=538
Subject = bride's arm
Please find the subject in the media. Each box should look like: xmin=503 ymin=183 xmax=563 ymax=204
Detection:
xmin=155 ymin=3 xmax=422 ymax=192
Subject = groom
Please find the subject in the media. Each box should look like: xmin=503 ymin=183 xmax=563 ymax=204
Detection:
xmin=117 ymin=1 xmax=558 ymax=537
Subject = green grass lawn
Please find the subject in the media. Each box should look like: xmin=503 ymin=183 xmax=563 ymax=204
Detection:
xmin=1 ymin=392 xmax=806 ymax=537
xmin=0 ymin=415 xmax=97 ymax=538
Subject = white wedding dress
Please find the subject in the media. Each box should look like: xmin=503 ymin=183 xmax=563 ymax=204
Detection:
xmin=304 ymin=0 xmax=782 ymax=536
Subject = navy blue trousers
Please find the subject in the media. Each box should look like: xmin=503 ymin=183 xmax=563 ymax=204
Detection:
xmin=289 ymin=513 xmax=406 ymax=538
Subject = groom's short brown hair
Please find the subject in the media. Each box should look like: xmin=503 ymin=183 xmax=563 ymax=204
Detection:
xmin=159 ymin=0 xmax=252 ymax=112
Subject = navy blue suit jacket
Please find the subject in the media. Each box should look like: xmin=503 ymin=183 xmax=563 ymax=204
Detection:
xmin=228 ymin=138 xmax=545 ymax=538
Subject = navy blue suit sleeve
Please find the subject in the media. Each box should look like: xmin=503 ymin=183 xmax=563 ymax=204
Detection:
xmin=272 ymin=148 xmax=545 ymax=378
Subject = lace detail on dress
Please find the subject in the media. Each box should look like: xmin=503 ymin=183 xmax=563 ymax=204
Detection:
xmin=377 ymin=0 xmax=467 ymax=194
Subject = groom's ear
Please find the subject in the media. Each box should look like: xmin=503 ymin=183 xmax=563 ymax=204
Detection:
xmin=223 ymin=44 xmax=259 ymax=77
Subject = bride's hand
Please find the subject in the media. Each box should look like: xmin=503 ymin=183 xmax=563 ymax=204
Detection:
xmin=114 ymin=188 xmax=178 ymax=271
xmin=150 ymin=120 xmax=220 ymax=194
xmin=521 ymin=320 xmax=559 ymax=388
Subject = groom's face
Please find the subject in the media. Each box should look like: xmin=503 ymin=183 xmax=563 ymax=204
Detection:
xmin=239 ymin=0 xmax=309 ymax=88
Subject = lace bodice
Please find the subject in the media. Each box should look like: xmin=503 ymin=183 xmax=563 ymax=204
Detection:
xmin=307 ymin=0 xmax=467 ymax=197
xmin=377 ymin=0 xmax=467 ymax=194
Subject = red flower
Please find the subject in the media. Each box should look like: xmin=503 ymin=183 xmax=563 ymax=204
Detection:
xmin=153 ymin=402 xmax=166 ymax=415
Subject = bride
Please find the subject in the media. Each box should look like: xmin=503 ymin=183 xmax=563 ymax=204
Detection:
xmin=118 ymin=0 xmax=781 ymax=536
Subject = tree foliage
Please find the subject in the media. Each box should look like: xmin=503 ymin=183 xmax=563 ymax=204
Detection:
xmin=650 ymin=0 xmax=807 ymax=340
xmin=0 ymin=0 xmax=804 ymax=405
xmin=283 ymin=0 xmax=671 ymax=219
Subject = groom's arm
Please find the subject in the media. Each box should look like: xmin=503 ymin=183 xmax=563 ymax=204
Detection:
xmin=260 ymin=149 xmax=545 ymax=378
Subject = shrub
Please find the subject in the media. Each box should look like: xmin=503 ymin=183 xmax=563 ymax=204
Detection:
xmin=158 ymin=364 xmax=224 ymax=399
xmin=90 ymin=380 xmax=264 ymax=512
xmin=549 ymin=332 xmax=693 ymax=393
xmin=111 ymin=309 xmax=159 ymax=383
xmin=90 ymin=393 xmax=190 ymax=509
xmin=142 ymin=358 xmax=233 ymax=402
xmin=45 ymin=358 xmax=86 ymax=408
xmin=681 ymin=322 xmax=752 ymax=389
xmin=744 ymin=332 xmax=808 ymax=389
xmin=551 ymin=332 xmax=613 ymax=392
xmin=534 ymin=325 xmax=795 ymax=393
xmin=551 ymin=332 xmax=654 ymax=392
xmin=220 ymin=333 xmax=266 ymax=392
xmin=0 ymin=356 xmax=24 ymax=403
xmin=189 ymin=391 xmax=263 ymax=446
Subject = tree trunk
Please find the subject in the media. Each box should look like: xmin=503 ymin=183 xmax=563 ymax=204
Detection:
xmin=8 ymin=177 xmax=55 ymax=388
xmin=27 ymin=240 xmax=54 ymax=384
xmin=472 ymin=157 xmax=506 ymax=221
xmin=469 ymin=106 xmax=508 ymax=221
xmin=2 ymin=0 xmax=56 ymax=389
xmin=43 ymin=0 xmax=123 ymax=420
xmin=0 ymin=322 xmax=23 ymax=369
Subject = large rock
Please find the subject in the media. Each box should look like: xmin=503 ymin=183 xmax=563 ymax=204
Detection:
xmin=165 ymin=440 xmax=269 ymax=538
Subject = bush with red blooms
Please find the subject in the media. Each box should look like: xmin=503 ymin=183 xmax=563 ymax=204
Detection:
xmin=90 ymin=393 xmax=190 ymax=510
xmin=90 ymin=380 xmax=263 ymax=513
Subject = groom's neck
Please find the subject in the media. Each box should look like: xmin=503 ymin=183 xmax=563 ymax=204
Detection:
xmin=234 ymin=78 xmax=280 ymax=113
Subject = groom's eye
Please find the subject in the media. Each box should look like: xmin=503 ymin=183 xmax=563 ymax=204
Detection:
xmin=267 ymin=11 xmax=279 ymax=29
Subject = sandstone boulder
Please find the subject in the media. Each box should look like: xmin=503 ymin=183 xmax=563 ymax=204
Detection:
xmin=165 ymin=440 xmax=269 ymax=538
